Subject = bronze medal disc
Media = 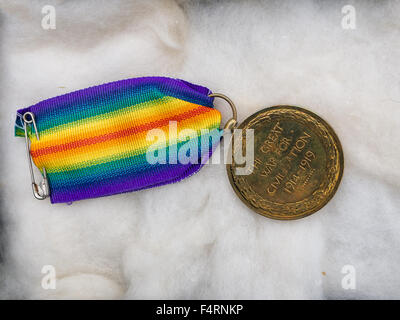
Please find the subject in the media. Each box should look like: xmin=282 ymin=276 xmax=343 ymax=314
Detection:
xmin=227 ymin=106 xmax=344 ymax=220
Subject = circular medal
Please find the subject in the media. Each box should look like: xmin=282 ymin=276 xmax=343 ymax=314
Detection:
xmin=227 ymin=106 xmax=344 ymax=220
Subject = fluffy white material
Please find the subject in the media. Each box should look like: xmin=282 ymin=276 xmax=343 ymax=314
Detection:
xmin=0 ymin=0 xmax=399 ymax=299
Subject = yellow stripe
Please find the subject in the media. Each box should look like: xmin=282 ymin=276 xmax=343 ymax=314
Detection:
xmin=33 ymin=96 xmax=200 ymax=149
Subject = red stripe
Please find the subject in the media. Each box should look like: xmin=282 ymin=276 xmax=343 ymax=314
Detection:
xmin=31 ymin=106 xmax=212 ymax=157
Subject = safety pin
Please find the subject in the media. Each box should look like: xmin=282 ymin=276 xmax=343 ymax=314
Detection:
xmin=23 ymin=112 xmax=49 ymax=200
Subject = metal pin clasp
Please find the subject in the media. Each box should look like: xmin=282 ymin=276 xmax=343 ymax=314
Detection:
xmin=23 ymin=112 xmax=49 ymax=200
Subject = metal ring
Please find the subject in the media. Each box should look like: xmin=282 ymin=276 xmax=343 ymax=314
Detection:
xmin=209 ymin=93 xmax=238 ymax=130
xmin=23 ymin=112 xmax=34 ymax=124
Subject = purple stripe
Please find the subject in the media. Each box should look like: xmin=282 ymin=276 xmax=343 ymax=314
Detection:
xmin=50 ymin=162 xmax=204 ymax=203
xmin=18 ymin=77 xmax=212 ymax=117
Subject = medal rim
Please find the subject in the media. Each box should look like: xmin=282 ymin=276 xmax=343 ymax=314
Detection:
xmin=226 ymin=105 xmax=344 ymax=220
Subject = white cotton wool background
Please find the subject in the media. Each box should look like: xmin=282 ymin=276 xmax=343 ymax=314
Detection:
xmin=0 ymin=0 xmax=399 ymax=299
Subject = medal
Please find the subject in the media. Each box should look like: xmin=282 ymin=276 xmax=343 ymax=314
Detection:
xmin=226 ymin=106 xmax=343 ymax=220
xmin=15 ymin=77 xmax=343 ymax=219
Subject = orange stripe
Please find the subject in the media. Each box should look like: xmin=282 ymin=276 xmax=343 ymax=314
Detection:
xmin=31 ymin=106 xmax=211 ymax=158
xmin=31 ymin=111 xmax=220 ymax=172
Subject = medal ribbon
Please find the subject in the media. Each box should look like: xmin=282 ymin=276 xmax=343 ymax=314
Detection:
xmin=15 ymin=77 xmax=222 ymax=203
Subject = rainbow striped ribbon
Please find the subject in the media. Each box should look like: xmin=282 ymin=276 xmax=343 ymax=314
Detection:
xmin=15 ymin=77 xmax=222 ymax=203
